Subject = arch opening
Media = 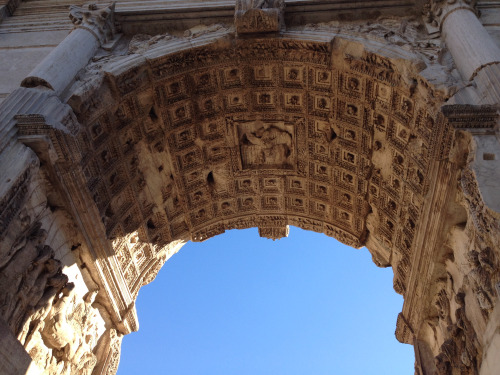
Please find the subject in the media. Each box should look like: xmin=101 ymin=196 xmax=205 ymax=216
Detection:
xmin=118 ymin=227 xmax=415 ymax=375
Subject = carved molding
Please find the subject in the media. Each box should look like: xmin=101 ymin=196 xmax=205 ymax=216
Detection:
xmin=442 ymin=104 xmax=499 ymax=134
xmin=104 ymin=329 xmax=122 ymax=375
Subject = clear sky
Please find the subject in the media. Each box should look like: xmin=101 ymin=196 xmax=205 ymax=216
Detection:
xmin=117 ymin=226 xmax=414 ymax=374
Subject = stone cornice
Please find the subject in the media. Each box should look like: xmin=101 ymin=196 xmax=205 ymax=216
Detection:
xmin=114 ymin=0 xmax=418 ymax=35
xmin=442 ymin=104 xmax=499 ymax=134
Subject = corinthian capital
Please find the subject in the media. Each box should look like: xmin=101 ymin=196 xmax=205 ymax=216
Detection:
xmin=423 ymin=0 xmax=478 ymax=34
xmin=69 ymin=2 xmax=116 ymax=44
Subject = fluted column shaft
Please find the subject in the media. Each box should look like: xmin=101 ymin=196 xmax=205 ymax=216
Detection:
xmin=441 ymin=6 xmax=500 ymax=81
xmin=426 ymin=1 xmax=500 ymax=84
xmin=21 ymin=29 xmax=100 ymax=96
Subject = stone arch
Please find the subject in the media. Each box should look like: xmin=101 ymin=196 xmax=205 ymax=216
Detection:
xmin=50 ymin=30 xmax=454 ymax=305
xmin=2 ymin=2 xmax=500 ymax=374
xmin=14 ymin=28 xmax=462 ymax=369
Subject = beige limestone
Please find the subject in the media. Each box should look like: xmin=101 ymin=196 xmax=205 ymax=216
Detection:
xmin=0 ymin=1 xmax=499 ymax=375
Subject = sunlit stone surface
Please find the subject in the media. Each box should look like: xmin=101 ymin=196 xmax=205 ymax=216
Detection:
xmin=0 ymin=1 xmax=499 ymax=374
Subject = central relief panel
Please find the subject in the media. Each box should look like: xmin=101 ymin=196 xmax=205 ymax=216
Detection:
xmin=237 ymin=119 xmax=294 ymax=170
xmin=229 ymin=116 xmax=305 ymax=173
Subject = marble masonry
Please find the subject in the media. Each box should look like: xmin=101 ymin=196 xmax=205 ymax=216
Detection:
xmin=0 ymin=0 xmax=499 ymax=374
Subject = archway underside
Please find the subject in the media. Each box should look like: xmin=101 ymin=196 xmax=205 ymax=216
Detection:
xmin=50 ymin=32 xmax=452 ymax=302
xmin=4 ymin=22 xmax=500 ymax=375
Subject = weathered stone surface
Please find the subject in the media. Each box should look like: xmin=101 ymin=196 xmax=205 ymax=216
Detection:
xmin=234 ymin=0 xmax=284 ymax=34
xmin=0 ymin=1 xmax=499 ymax=375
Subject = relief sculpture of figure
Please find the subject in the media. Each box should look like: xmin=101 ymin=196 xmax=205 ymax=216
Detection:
xmin=31 ymin=284 xmax=101 ymax=374
xmin=240 ymin=123 xmax=293 ymax=168
xmin=41 ymin=283 xmax=77 ymax=351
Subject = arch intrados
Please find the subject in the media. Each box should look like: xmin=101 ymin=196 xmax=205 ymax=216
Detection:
xmin=2 ymin=3 xmax=499 ymax=374
xmin=65 ymin=30 xmax=450 ymax=300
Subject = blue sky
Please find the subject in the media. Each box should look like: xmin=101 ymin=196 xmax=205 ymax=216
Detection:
xmin=118 ymin=226 xmax=414 ymax=374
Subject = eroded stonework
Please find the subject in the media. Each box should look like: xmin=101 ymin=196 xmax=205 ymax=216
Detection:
xmin=0 ymin=1 xmax=499 ymax=374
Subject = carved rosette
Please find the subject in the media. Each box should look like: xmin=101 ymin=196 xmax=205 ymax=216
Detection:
xmin=69 ymin=2 xmax=116 ymax=45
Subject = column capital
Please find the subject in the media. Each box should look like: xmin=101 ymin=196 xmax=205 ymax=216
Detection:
xmin=423 ymin=0 xmax=478 ymax=35
xmin=69 ymin=2 xmax=116 ymax=45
